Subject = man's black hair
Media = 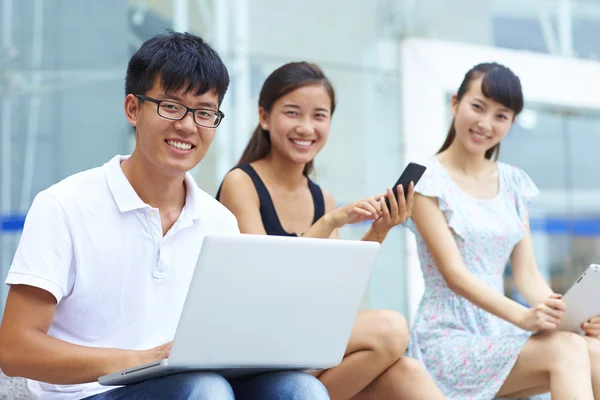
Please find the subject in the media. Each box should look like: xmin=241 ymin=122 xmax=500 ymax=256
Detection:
xmin=125 ymin=31 xmax=229 ymax=105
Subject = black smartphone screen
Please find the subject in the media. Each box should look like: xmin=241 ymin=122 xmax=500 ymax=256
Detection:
xmin=384 ymin=162 xmax=427 ymax=210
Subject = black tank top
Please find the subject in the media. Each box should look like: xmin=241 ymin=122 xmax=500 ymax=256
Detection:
xmin=216 ymin=164 xmax=325 ymax=237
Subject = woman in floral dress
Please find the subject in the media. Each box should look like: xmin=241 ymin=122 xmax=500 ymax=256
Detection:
xmin=406 ymin=62 xmax=600 ymax=400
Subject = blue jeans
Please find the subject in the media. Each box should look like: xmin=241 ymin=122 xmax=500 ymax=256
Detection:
xmin=85 ymin=371 xmax=329 ymax=400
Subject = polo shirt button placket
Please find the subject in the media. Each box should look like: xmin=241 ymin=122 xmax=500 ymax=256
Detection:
xmin=153 ymin=244 xmax=170 ymax=279
xmin=146 ymin=208 xmax=167 ymax=279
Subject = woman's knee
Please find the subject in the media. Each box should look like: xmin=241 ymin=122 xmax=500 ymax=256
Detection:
xmin=366 ymin=310 xmax=409 ymax=360
xmin=543 ymin=332 xmax=590 ymax=371
xmin=584 ymin=336 xmax=600 ymax=367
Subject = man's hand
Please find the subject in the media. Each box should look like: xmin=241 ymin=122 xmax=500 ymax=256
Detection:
xmin=118 ymin=342 xmax=173 ymax=373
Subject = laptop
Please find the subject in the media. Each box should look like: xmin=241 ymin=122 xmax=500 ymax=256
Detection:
xmin=99 ymin=233 xmax=380 ymax=386
xmin=559 ymin=263 xmax=600 ymax=333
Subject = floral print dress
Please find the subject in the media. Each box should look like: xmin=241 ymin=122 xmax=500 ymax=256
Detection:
xmin=406 ymin=158 xmax=549 ymax=400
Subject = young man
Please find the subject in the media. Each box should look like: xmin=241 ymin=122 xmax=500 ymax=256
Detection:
xmin=0 ymin=32 xmax=330 ymax=400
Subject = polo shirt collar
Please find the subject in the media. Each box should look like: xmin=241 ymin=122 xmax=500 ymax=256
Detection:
xmin=103 ymin=155 xmax=204 ymax=220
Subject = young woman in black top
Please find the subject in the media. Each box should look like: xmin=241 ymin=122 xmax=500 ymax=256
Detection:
xmin=217 ymin=62 xmax=445 ymax=400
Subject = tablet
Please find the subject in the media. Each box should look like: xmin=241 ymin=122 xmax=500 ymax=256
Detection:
xmin=559 ymin=264 xmax=600 ymax=333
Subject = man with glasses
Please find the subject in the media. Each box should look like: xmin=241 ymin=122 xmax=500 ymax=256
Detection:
xmin=0 ymin=32 xmax=330 ymax=400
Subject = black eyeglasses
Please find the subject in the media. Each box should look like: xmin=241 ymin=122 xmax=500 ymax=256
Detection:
xmin=137 ymin=94 xmax=225 ymax=128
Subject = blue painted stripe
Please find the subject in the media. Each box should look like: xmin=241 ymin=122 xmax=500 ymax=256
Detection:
xmin=2 ymin=213 xmax=600 ymax=236
xmin=1 ymin=214 xmax=26 ymax=232
xmin=529 ymin=217 xmax=600 ymax=237
xmin=350 ymin=215 xmax=600 ymax=236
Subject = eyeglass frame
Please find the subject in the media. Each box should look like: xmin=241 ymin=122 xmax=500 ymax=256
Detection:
xmin=136 ymin=94 xmax=225 ymax=128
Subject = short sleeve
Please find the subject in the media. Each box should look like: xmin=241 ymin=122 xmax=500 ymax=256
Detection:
xmin=405 ymin=163 xmax=468 ymax=238
xmin=5 ymin=190 xmax=74 ymax=303
xmin=511 ymin=166 xmax=540 ymax=202
xmin=509 ymin=166 xmax=540 ymax=222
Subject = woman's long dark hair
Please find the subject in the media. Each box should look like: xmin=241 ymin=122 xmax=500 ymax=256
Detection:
xmin=438 ymin=62 xmax=524 ymax=160
xmin=236 ymin=62 xmax=336 ymax=176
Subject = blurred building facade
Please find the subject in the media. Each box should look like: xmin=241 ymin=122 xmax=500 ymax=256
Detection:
xmin=1 ymin=0 xmax=599 ymax=320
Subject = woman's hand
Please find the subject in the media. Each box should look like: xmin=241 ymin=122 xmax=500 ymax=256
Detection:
xmin=370 ymin=182 xmax=415 ymax=235
xmin=324 ymin=196 xmax=383 ymax=229
xmin=518 ymin=293 xmax=566 ymax=332
xmin=582 ymin=316 xmax=600 ymax=338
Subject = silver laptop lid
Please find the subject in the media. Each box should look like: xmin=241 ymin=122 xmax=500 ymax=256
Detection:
xmin=168 ymin=234 xmax=380 ymax=370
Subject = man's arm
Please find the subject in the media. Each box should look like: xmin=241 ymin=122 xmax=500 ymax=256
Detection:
xmin=0 ymin=190 xmax=169 ymax=384
xmin=0 ymin=284 xmax=170 ymax=384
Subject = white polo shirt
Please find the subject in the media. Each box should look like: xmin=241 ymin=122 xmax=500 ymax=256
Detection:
xmin=5 ymin=155 xmax=240 ymax=400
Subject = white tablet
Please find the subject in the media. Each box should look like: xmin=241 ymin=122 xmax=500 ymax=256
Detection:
xmin=559 ymin=264 xmax=600 ymax=333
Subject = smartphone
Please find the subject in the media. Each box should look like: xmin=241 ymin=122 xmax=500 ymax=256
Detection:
xmin=384 ymin=162 xmax=427 ymax=210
